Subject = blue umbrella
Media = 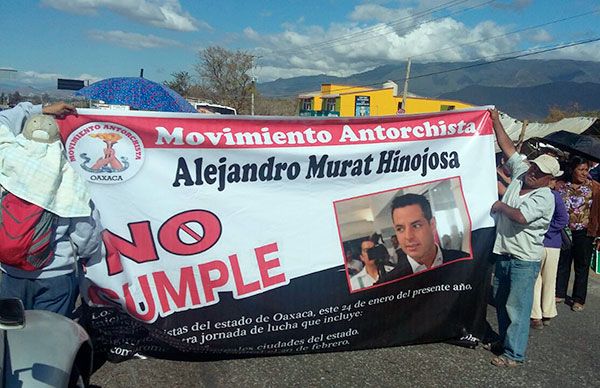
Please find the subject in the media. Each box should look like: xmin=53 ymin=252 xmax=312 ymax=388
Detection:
xmin=75 ymin=77 xmax=197 ymax=113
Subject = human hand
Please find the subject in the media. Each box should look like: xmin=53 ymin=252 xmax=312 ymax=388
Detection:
xmin=491 ymin=200 xmax=505 ymax=213
xmin=42 ymin=102 xmax=77 ymax=117
xmin=489 ymin=108 xmax=500 ymax=122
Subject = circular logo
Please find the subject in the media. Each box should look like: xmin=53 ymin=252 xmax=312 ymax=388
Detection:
xmin=66 ymin=122 xmax=145 ymax=184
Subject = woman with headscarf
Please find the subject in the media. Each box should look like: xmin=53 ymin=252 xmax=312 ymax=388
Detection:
xmin=555 ymin=156 xmax=600 ymax=312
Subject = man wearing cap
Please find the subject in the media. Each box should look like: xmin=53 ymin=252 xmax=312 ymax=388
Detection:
xmin=0 ymin=102 xmax=101 ymax=318
xmin=487 ymin=108 xmax=562 ymax=367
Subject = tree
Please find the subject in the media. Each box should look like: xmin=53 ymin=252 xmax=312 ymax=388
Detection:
xmin=8 ymin=91 xmax=22 ymax=105
xmin=164 ymin=71 xmax=194 ymax=97
xmin=195 ymin=46 xmax=256 ymax=114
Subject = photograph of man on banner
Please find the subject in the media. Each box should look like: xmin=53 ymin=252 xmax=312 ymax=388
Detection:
xmin=335 ymin=177 xmax=473 ymax=291
xmin=380 ymin=192 xmax=470 ymax=283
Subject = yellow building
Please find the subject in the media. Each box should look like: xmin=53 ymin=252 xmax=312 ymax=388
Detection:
xmin=298 ymin=81 xmax=472 ymax=117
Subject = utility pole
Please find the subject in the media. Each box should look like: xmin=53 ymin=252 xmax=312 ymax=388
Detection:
xmin=86 ymin=79 xmax=91 ymax=108
xmin=251 ymin=76 xmax=257 ymax=116
xmin=401 ymin=58 xmax=412 ymax=111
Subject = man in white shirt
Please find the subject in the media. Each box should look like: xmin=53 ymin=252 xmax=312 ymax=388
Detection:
xmin=488 ymin=108 xmax=560 ymax=367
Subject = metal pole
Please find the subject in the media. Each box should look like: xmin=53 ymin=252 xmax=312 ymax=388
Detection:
xmin=251 ymin=77 xmax=256 ymax=116
xmin=401 ymin=58 xmax=412 ymax=111
xmin=86 ymin=79 xmax=91 ymax=108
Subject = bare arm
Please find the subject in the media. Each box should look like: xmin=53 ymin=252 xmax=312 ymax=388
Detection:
xmin=497 ymin=181 xmax=507 ymax=197
xmin=0 ymin=102 xmax=77 ymax=136
xmin=492 ymin=200 xmax=527 ymax=225
xmin=489 ymin=108 xmax=516 ymax=160
xmin=42 ymin=102 xmax=77 ymax=117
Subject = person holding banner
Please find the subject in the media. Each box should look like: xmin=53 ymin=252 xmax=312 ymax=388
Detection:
xmin=378 ymin=193 xmax=469 ymax=283
xmin=0 ymin=102 xmax=102 ymax=318
xmin=488 ymin=108 xmax=562 ymax=367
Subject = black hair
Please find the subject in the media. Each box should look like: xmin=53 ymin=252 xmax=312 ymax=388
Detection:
xmin=567 ymin=155 xmax=588 ymax=182
xmin=569 ymin=155 xmax=588 ymax=170
xmin=390 ymin=193 xmax=433 ymax=221
xmin=495 ymin=152 xmax=504 ymax=166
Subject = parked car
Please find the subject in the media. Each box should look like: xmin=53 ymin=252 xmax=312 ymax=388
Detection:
xmin=0 ymin=298 xmax=93 ymax=387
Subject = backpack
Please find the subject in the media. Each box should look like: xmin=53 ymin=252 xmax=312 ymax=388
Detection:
xmin=0 ymin=187 xmax=56 ymax=271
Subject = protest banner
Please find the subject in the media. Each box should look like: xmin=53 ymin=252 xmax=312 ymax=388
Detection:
xmin=58 ymin=107 xmax=498 ymax=360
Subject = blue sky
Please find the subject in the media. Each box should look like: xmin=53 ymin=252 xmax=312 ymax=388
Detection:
xmin=1 ymin=0 xmax=599 ymax=90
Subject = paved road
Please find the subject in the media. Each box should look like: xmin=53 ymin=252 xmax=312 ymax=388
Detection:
xmin=90 ymin=272 xmax=600 ymax=387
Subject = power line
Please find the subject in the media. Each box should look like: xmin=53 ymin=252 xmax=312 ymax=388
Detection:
xmin=260 ymin=6 xmax=598 ymax=90
xmin=411 ymin=8 xmax=599 ymax=59
xmin=410 ymin=36 xmax=600 ymax=80
xmin=273 ymin=0 xmax=470 ymax=55
xmin=272 ymin=0 xmax=493 ymax=55
xmin=263 ymin=36 xmax=600 ymax=98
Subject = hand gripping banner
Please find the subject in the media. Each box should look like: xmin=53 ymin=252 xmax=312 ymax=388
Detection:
xmin=58 ymin=107 xmax=498 ymax=361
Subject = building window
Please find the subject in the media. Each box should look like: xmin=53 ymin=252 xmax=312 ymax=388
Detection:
xmin=324 ymin=98 xmax=337 ymax=111
xmin=355 ymin=96 xmax=370 ymax=116
xmin=301 ymin=98 xmax=312 ymax=110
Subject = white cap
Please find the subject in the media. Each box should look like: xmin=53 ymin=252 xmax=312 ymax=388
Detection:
xmin=531 ymin=154 xmax=563 ymax=177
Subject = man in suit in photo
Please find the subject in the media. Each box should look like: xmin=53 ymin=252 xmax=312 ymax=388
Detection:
xmin=378 ymin=193 xmax=469 ymax=283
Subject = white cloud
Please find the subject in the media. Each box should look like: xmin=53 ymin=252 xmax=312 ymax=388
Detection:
xmin=76 ymin=73 xmax=103 ymax=84
xmin=528 ymin=29 xmax=553 ymax=43
xmin=11 ymin=70 xmax=102 ymax=90
xmin=255 ymin=66 xmax=327 ymax=82
xmin=238 ymin=0 xmax=538 ymax=81
xmin=243 ymin=27 xmax=260 ymax=41
xmin=250 ymin=11 xmax=521 ymax=82
xmin=87 ymin=30 xmax=181 ymax=49
xmin=20 ymin=70 xmax=63 ymax=82
xmin=41 ymin=0 xmax=209 ymax=32
xmin=532 ymin=41 xmax=600 ymax=62
xmin=349 ymin=4 xmax=413 ymax=23
xmin=243 ymin=2 xmax=597 ymax=81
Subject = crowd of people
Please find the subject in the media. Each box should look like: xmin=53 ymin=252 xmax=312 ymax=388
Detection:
xmin=490 ymin=108 xmax=599 ymax=367
xmin=346 ymin=108 xmax=599 ymax=367
xmin=0 ymin=101 xmax=597 ymax=370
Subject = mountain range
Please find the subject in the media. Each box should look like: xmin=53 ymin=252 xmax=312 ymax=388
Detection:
xmin=4 ymin=59 xmax=600 ymax=120
xmin=257 ymin=59 xmax=600 ymax=120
